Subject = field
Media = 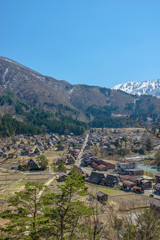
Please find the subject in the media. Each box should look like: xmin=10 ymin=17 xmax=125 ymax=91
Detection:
xmin=86 ymin=183 xmax=150 ymax=211
xmin=0 ymin=157 xmax=22 ymax=169
xmin=86 ymin=183 xmax=133 ymax=196
xmin=0 ymin=147 xmax=66 ymax=170
xmin=109 ymin=194 xmax=150 ymax=211
xmin=0 ymin=170 xmax=55 ymax=227
xmin=0 ymin=147 xmax=68 ymax=199
xmin=44 ymin=149 xmax=66 ymax=164
xmin=0 ymin=171 xmax=54 ymax=199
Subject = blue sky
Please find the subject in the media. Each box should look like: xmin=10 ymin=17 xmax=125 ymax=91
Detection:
xmin=1 ymin=0 xmax=160 ymax=88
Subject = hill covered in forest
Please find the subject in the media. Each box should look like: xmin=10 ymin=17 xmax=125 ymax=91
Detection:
xmin=0 ymin=56 xmax=159 ymax=136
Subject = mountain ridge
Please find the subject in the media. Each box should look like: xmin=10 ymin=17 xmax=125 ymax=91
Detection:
xmin=0 ymin=56 xmax=160 ymax=125
xmin=113 ymin=79 xmax=160 ymax=98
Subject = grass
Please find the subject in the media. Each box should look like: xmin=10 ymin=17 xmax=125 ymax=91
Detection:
xmin=44 ymin=150 xmax=64 ymax=158
xmin=86 ymin=183 xmax=133 ymax=196
xmin=0 ymin=174 xmax=26 ymax=198
xmin=0 ymin=171 xmax=53 ymax=199
xmin=143 ymin=170 xmax=155 ymax=178
xmin=98 ymin=187 xmax=129 ymax=196
xmin=142 ymin=153 xmax=155 ymax=158
xmin=110 ymin=194 xmax=150 ymax=210
xmin=44 ymin=149 xmax=65 ymax=164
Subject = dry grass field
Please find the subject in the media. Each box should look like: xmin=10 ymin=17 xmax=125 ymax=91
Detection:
xmin=86 ymin=183 xmax=133 ymax=196
xmin=0 ymin=148 xmax=67 ymax=200
xmin=0 ymin=156 xmax=29 ymax=169
xmin=86 ymin=183 xmax=150 ymax=211
xmin=0 ymin=148 xmax=66 ymax=170
xmin=109 ymin=194 xmax=150 ymax=211
xmin=44 ymin=149 xmax=66 ymax=164
xmin=0 ymin=171 xmax=53 ymax=199
xmin=22 ymin=172 xmax=53 ymax=184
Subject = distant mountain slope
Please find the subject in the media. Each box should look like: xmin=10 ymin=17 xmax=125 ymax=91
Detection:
xmin=0 ymin=56 xmax=160 ymax=124
xmin=0 ymin=57 xmax=137 ymax=115
xmin=0 ymin=56 xmax=73 ymax=106
xmin=113 ymin=79 xmax=160 ymax=98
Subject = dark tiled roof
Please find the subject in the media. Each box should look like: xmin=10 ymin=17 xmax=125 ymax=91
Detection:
xmin=105 ymin=174 xmax=118 ymax=184
xmin=154 ymin=183 xmax=160 ymax=189
xmin=89 ymin=172 xmax=105 ymax=183
xmin=96 ymin=191 xmax=107 ymax=197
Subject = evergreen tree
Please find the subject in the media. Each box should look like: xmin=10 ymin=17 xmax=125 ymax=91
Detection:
xmin=42 ymin=173 xmax=90 ymax=240
xmin=0 ymin=182 xmax=44 ymax=240
xmin=57 ymin=162 xmax=67 ymax=173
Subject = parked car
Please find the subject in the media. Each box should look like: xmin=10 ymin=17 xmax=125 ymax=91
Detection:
xmin=149 ymin=194 xmax=154 ymax=197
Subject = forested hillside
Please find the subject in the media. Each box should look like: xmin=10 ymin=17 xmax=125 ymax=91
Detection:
xmin=0 ymin=56 xmax=159 ymax=136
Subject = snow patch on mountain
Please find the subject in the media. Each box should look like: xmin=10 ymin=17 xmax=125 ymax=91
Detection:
xmin=2 ymin=68 xmax=8 ymax=83
xmin=66 ymin=87 xmax=74 ymax=99
xmin=113 ymin=79 xmax=160 ymax=98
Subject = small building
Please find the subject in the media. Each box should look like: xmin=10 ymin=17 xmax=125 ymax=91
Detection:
xmin=96 ymin=191 xmax=108 ymax=202
xmin=18 ymin=144 xmax=25 ymax=149
xmin=27 ymin=158 xmax=39 ymax=168
xmin=11 ymin=164 xmax=19 ymax=170
xmin=154 ymin=183 xmax=160 ymax=194
xmin=122 ymin=180 xmax=135 ymax=191
xmin=20 ymin=158 xmax=40 ymax=170
xmin=92 ymin=160 xmax=115 ymax=171
xmin=120 ymin=175 xmax=144 ymax=186
xmin=34 ymin=147 xmax=41 ymax=155
xmin=1 ymin=147 xmax=7 ymax=153
xmin=88 ymin=172 xmax=105 ymax=185
xmin=123 ymin=169 xmax=144 ymax=176
xmin=66 ymin=155 xmax=75 ymax=165
xmin=82 ymin=157 xmax=92 ymax=166
xmin=12 ymin=145 xmax=18 ymax=150
xmin=21 ymin=149 xmax=30 ymax=156
xmin=20 ymin=140 xmax=25 ymax=145
xmin=8 ymin=153 xmax=15 ymax=159
xmin=105 ymin=174 xmax=118 ymax=187
xmin=133 ymin=185 xmax=144 ymax=194
xmin=116 ymin=162 xmax=135 ymax=171
xmin=2 ymin=153 xmax=7 ymax=158
xmin=58 ymin=172 xmax=67 ymax=182
xmin=0 ymin=151 xmax=4 ymax=157
xmin=155 ymin=173 xmax=160 ymax=183
xmin=92 ymin=163 xmax=108 ymax=171
xmin=141 ymin=180 xmax=152 ymax=189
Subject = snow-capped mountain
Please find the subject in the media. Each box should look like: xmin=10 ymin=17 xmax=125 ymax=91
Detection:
xmin=113 ymin=79 xmax=160 ymax=98
xmin=1 ymin=56 xmax=160 ymax=120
